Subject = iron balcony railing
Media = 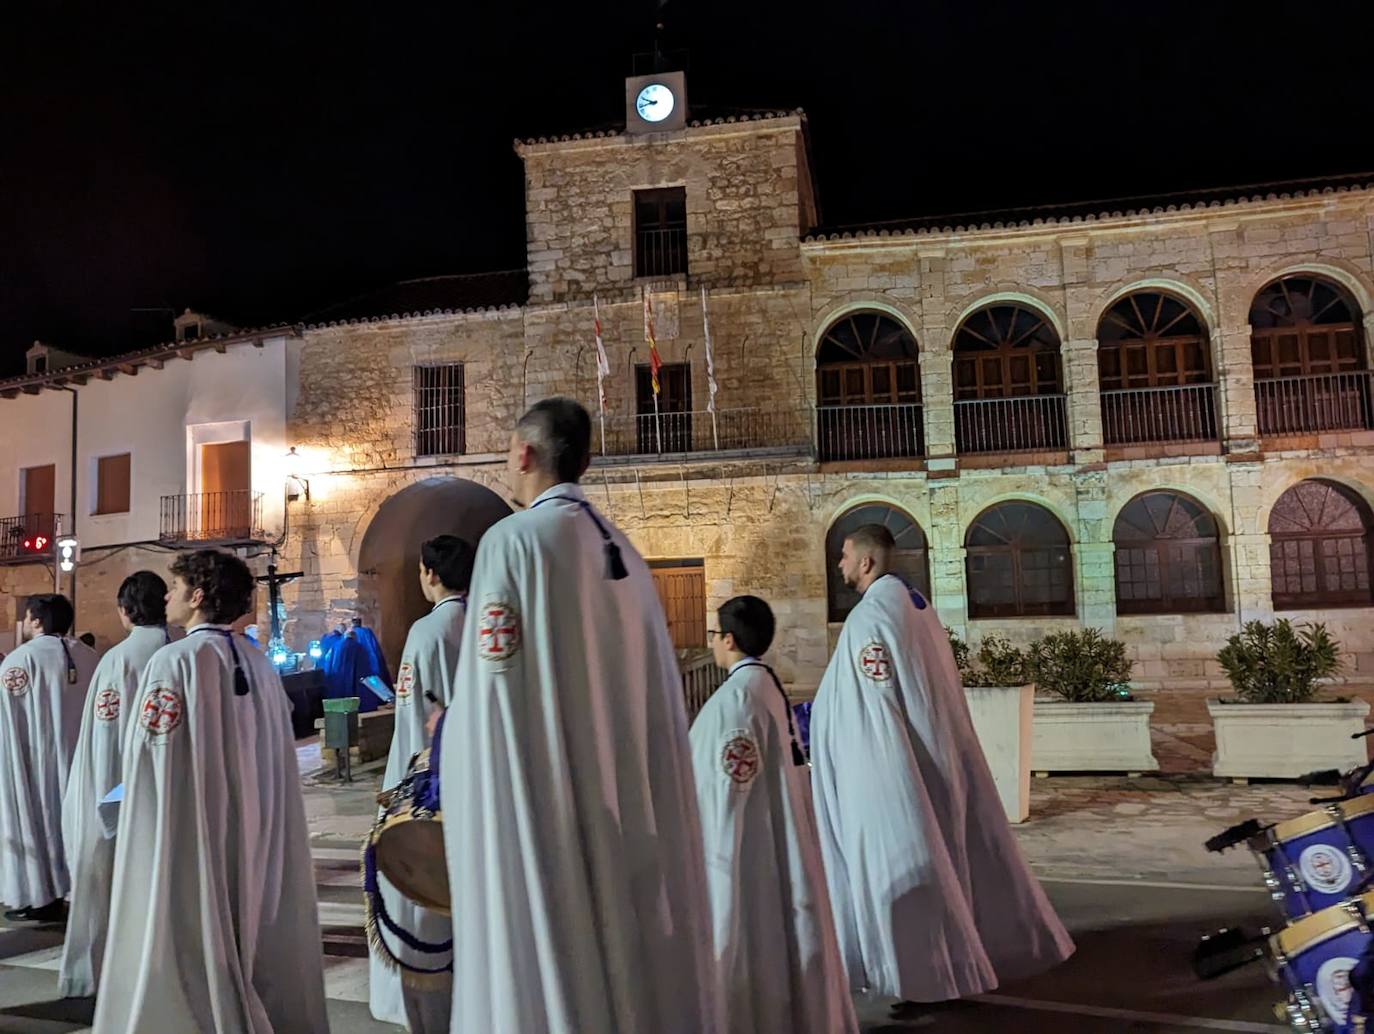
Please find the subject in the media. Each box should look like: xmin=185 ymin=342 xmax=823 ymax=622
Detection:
xmin=817 ymin=402 xmax=924 ymax=461
xmin=1255 ymin=371 xmax=1374 ymax=437
xmin=954 ymin=394 xmax=1069 ymax=454
xmin=0 ymin=512 xmax=60 ymax=564
xmin=160 ymin=491 xmax=266 ymax=545
xmin=680 ymin=649 xmax=726 ymax=722
xmin=596 ymin=406 xmax=810 ymax=459
xmin=634 ymin=226 xmax=688 ymax=279
xmin=1101 ymin=383 xmax=1219 ymax=445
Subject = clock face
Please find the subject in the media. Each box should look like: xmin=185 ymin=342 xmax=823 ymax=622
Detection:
xmin=635 ymin=83 xmax=675 ymax=123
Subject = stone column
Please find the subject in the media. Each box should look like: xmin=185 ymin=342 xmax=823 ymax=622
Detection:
xmin=1362 ymin=312 xmax=1374 ymax=366
xmin=1063 ymin=337 xmax=1104 ymax=462
xmin=921 ymin=350 xmax=957 ymax=467
xmin=1216 ymin=324 xmax=1258 ymax=450
xmin=1072 ymin=468 xmax=1115 ymax=633
xmin=1227 ymin=460 xmax=1272 ymax=623
xmin=928 ymin=479 xmax=967 ymax=633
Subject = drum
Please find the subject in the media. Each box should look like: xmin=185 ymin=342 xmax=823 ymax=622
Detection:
xmin=1251 ymin=796 xmax=1374 ymax=920
xmin=1270 ymin=893 xmax=1374 ymax=1032
xmin=372 ymin=746 xmax=449 ymax=914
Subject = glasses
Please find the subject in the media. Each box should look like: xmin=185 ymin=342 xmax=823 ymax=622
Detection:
xmin=706 ymin=629 xmax=723 ymax=640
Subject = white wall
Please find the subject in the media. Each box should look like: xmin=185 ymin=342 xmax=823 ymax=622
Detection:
xmin=0 ymin=336 xmax=292 ymax=549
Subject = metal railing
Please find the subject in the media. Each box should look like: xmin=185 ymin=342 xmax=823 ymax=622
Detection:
xmin=1101 ymin=383 xmax=1219 ymax=444
xmin=596 ymin=406 xmax=809 ymax=459
xmin=680 ymin=649 xmax=726 ymax=722
xmin=635 ymin=227 xmax=688 ymax=278
xmin=817 ymin=402 xmax=924 ymax=461
xmin=0 ymin=512 xmax=60 ymax=563
xmin=160 ymin=491 xmax=266 ymax=544
xmin=1255 ymin=371 xmax=1374 ymax=437
xmin=954 ymin=394 xmax=1069 ymax=454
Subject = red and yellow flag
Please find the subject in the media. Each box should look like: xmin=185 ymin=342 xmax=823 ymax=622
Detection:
xmin=644 ymin=290 xmax=662 ymax=395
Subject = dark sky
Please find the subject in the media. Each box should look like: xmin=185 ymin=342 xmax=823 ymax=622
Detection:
xmin=5 ymin=1 xmax=1374 ymax=375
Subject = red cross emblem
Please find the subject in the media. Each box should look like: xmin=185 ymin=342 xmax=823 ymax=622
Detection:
xmin=721 ymin=733 xmax=760 ymax=786
xmin=478 ymin=601 xmax=521 ymax=663
xmin=139 ymin=686 xmax=183 ymax=737
xmin=94 ymin=688 xmax=121 ymax=722
xmin=859 ymin=642 xmax=892 ymax=682
xmin=396 ymin=663 xmax=414 ymax=701
xmin=2 ymin=667 xmax=28 ymax=696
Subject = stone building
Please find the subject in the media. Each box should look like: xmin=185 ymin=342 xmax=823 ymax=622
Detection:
xmin=4 ymin=73 xmax=1374 ymax=698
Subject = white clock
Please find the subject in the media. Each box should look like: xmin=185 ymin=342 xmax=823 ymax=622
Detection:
xmin=635 ymin=83 xmax=675 ymax=124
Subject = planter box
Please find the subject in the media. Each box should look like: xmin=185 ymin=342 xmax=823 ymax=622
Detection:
xmin=1208 ymin=699 xmax=1370 ymax=780
xmin=1031 ymin=700 xmax=1158 ymax=775
xmin=964 ymin=684 xmax=1033 ymax=824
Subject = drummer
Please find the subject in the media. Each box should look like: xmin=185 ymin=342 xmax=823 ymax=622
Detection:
xmin=368 ymin=534 xmax=474 ymax=1032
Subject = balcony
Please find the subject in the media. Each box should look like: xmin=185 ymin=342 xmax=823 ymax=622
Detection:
xmin=1101 ymin=384 xmax=1219 ymax=445
xmin=1255 ymin=371 xmax=1374 ymax=437
xmin=634 ymin=227 xmax=688 ymax=279
xmin=0 ymin=512 xmax=60 ymax=565
xmin=594 ymin=407 xmax=810 ymax=461
xmin=817 ymin=403 xmax=924 ymax=462
xmin=955 ymin=394 xmax=1069 ymax=454
xmin=160 ymin=491 xmax=267 ymax=546
xmin=679 ymin=649 xmax=726 ymax=722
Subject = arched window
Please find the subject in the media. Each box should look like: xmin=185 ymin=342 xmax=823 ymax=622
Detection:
xmin=816 ymin=311 xmax=922 ymax=461
xmin=953 ymin=304 xmax=1067 ymax=453
xmin=825 ymin=503 xmax=930 ymax=623
xmin=965 ymin=501 xmax=1074 ymax=618
xmin=1098 ymin=291 xmax=1217 ymax=444
xmin=1113 ymin=491 xmax=1225 ymax=614
xmin=1268 ymin=479 xmax=1374 ymax=609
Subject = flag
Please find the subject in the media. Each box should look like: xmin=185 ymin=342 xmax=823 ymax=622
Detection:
xmin=701 ymin=285 xmax=718 ymax=415
xmin=644 ymin=289 xmax=662 ymax=396
xmin=593 ymin=293 xmax=610 ymax=413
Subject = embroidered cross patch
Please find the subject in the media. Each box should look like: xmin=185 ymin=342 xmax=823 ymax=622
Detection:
xmin=139 ymin=686 xmax=183 ymax=737
xmin=2 ymin=667 xmax=28 ymax=697
xmin=396 ymin=663 xmax=415 ymax=702
xmin=858 ymin=642 xmax=892 ymax=682
xmin=477 ymin=601 xmax=521 ymax=663
xmin=721 ymin=732 xmax=761 ymax=787
xmin=94 ymin=688 xmax=120 ymax=722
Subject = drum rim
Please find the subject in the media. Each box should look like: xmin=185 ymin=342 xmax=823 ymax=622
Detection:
xmin=374 ymin=809 xmax=451 ymax=916
xmin=1272 ymin=898 xmax=1367 ymax=957
xmin=1272 ymin=808 xmax=1338 ymax=844
xmin=1340 ymin=794 xmax=1374 ymax=822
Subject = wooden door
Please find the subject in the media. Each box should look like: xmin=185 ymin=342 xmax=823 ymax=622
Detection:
xmin=21 ymin=464 xmax=56 ymax=544
xmin=199 ymin=441 xmax=252 ymax=537
xmin=649 ymin=562 xmax=706 ymax=649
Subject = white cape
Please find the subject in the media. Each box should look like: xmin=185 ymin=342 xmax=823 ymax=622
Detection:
xmin=442 ymin=482 xmax=721 ymax=1034
xmin=92 ymin=625 xmax=329 ymax=1033
xmin=59 ymin=624 xmax=168 ymax=997
xmin=0 ymin=635 xmax=97 ymax=908
xmin=689 ymin=661 xmax=857 ymax=1034
xmin=812 ymin=575 xmax=1074 ymax=1001
xmin=369 ymin=596 xmax=464 ymax=1032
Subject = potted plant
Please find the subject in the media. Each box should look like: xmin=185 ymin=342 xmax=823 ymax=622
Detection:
xmin=1209 ymin=620 xmax=1365 ymax=780
xmin=951 ymin=632 xmax=1035 ymax=823
xmin=1026 ymin=628 xmax=1157 ymax=776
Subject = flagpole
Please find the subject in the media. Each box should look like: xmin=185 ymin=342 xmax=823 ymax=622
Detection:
xmin=653 ymin=391 xmax=662 ymax=455
xmin=593 ymin=293 xmax=607 ymax=456
xmin=702 ymin=285 xmax=719 ymax=451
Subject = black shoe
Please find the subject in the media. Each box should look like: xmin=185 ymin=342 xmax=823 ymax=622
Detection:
xmin=4 ymin=900 xmax=65 ymax=924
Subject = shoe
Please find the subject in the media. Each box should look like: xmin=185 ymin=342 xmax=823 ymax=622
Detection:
xmin=4 ymin=900 xmax=65 ymax=924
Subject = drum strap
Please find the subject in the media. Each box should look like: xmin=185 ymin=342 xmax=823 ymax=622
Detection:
xmin=362 ymin=842 xmax=453 ymax=978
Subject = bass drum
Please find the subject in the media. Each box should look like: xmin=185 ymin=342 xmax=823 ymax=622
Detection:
xmin=373 ymin=746 xmax=449 ymax=914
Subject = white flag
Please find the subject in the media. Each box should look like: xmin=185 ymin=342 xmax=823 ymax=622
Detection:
xmin=701 ymin=285 xmax=718 ymax=414
xmin=593 ymin=293 xmax=610 ymax=413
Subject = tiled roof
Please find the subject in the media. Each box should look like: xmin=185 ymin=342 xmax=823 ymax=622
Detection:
xmin=514 ymin=107 xmax=805 ymax=147
xmin=301 ymin=270 xmax=529 ymax=328
xmin=802 ymin=172 xmax=1374 ymax=243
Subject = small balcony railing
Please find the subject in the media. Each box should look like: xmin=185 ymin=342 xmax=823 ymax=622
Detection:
xmin=596 ymin=407 xmax=809 ymax=459
xmin=160 ymin=491 xmax=266 ymax=545
xmin=635 ymin=227 xmax=688 ymax=279
xmin=955 ymin=394 xmax=1069 ymax=454
xmin=1255 ymin=371 xmax=1374 ymax=437
xmin=1101 ymin=383 xmax=1219 ymax=445
xmin=817 ymin=403 xmax=924 ymax=462
xmin=679 ymin=649 xmax=726 ymax=722
xmin=0 ymin=512 xmax=60 ymax=564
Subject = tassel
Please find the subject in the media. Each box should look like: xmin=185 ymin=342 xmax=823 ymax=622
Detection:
xmin=791 ymin=740 xmax=807 ymax=767
xmin=604 ymin=540 xmax=628 ymax=581
xmin=233 ymin=665 xmax=250 ymax=697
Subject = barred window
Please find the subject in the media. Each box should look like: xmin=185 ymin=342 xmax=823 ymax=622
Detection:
xmin=414 ymin=364 xmax=466 ymax=457
xmin=965 ymin=501 xmax=1074 ymax=619
xmin=1269 ymin=479 xmax=1373 ymax=609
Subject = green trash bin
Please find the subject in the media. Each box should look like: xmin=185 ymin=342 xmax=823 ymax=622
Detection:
xmin=323 ymin=696 xmax=360 ymax=781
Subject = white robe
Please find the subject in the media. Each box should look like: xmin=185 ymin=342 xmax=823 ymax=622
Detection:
xmin=92 ymin=624 xmax=329 ymax=1034
xmin=689 ymin=660 xmax=857 ymax=1034
xmin=369 ymin=595 xmax=464 ymax=1032
xmin=59 ymin=624 xmax=168 ymax=997
xmin=0 ymin=634 xmax=97 ymax=908
xmin=812 ymin=575 xmax=1074 ymax=1002
xmin=441 ymin=482 xmax=721 ymax=1034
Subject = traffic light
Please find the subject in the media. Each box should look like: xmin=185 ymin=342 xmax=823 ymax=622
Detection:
xmin=57 ymin=537 xmax=80 ymax=573
xmin=21 ymin=534 xmax=50 ymax=554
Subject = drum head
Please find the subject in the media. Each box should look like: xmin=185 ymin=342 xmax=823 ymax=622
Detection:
xmin=375 ymin=816 xmax=450 ymax=915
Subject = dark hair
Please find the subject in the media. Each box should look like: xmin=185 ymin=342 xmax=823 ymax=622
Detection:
xmin=169 ymin=549 xmax=255 ymax=624
xmin=846 ymin=523 xmax=896 ymax=556
xmin=420 ymin=534 xmax=476 ymax=593
xmin=516 ymin=397 xmax=592 ymax=484
xmin=26 ymin=594 xmax=75 ymax=636
xmin=118 ymin=570 xmax=168 ymax=626
xmin=718 ymin=595 xmax=776 ymax=659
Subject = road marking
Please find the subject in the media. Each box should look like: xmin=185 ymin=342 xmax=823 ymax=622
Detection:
xmin=1038 ymin=875 xmax=1268 ymax=894
xmin=971 ymin=993 xmax=1288 ymax=1032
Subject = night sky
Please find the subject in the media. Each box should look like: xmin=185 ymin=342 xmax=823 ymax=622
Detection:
xmin=5 ymin=1 xmax=1373 ymax=376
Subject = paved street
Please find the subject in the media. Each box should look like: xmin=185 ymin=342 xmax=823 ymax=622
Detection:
xmin=0 ymin=746 xmax=1323 ymax=1033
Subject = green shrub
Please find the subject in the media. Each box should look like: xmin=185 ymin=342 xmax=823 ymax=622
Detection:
xmin=946 ymin=627 xmax=970 ymax=676
xmin=975 ymin=635 xmax=1030 ymax=687
xmin=1217 ymin=620 xmax=1342 ymax=704
xmin=1028 ymin=628 xmax=1133 ymax=703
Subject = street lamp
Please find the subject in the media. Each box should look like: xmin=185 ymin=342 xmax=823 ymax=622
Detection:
xmin=284 ymin=446 xmax=310 ymax=502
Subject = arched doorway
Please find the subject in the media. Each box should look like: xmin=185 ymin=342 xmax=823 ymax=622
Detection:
xmin=357 ymin=477 xmax=512 ymax=668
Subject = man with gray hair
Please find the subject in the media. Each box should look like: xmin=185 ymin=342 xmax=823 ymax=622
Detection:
xmin=810 ymin=523 xmax=1073 ymax=1017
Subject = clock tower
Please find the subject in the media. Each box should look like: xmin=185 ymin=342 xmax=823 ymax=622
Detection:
xmin=625 ymin=70 xmax=688 ymax=134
